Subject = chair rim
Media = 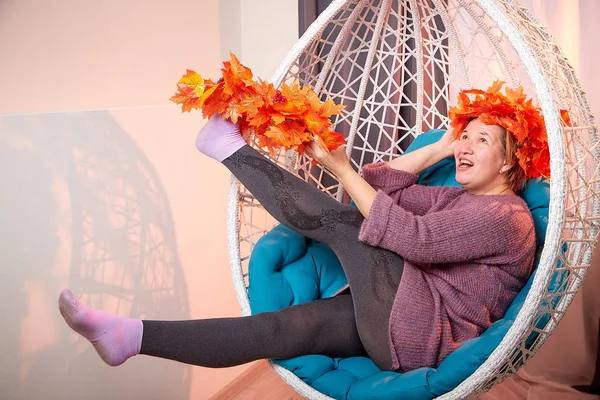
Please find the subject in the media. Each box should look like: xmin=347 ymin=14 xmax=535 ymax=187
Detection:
xmin=226 ymin=0 xmax=598 ymax=398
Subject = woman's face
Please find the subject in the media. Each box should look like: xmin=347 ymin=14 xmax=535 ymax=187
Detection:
xmin=453 ymin=118 xmax=509 ymax=195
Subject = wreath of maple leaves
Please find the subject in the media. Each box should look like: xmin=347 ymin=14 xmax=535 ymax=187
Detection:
xmin=449 ymin=80 xmax=569 ymax=179
xmin=170 ymin=53 xmax=346 ymax=155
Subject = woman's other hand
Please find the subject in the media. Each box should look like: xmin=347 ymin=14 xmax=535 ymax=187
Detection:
xmin=387 ymin=128 xmax=456 ymax=174
xmin=435 ymin=128 xmax=457 ymax=158
xmin=305 ymin=137 xmax=352 ymax=178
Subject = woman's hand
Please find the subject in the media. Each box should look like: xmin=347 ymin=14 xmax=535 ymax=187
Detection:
xmin=387 ymin=128 xmax=456 ymax=174
xmin=305 ymin=137 xmax=352 ymax=178
xmin=435 ymin=128 xmax=457 ymax=158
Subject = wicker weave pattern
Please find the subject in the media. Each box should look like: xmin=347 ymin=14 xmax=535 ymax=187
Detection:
xmin=227 ymin=1 xmax=598 ymax=398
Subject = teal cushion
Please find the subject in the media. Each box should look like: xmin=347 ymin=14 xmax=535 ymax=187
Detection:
xmin=249 ymin=224 xmax=348 ymax=314
xmin=248 ymin=129 xmax=559 ymax=399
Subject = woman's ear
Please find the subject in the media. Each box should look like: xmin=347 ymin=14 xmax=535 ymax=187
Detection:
xmin=499 ymin=161 xmax=510 ymax=174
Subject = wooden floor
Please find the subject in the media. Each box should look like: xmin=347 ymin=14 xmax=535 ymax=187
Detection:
xmin=211 ymin=361 xmax=599 ymax=399
xmin=210 ymin=360 xmax=305 ymax=400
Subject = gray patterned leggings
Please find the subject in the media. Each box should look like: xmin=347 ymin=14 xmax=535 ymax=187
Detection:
xmin=140 ymin=145 xmax=404 ymax=370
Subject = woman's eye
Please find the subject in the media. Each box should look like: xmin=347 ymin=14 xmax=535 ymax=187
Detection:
xmin=461 ymin=134 xmax=468 ymax=140
xmin=480 ymin=138 xmax=487 ymax=143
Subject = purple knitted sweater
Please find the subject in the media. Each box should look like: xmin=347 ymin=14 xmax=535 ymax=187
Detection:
xmin=358 ymin=163 xmax=536 ymax=372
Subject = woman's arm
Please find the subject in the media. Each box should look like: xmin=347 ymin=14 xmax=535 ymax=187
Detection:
xmin=305 ymin=129 xmax=455 ymax=217
xmin=305 ymin=142 xmax=377 ymax=218
xmin=386 ymin=129 xmax=455 ymax=174
xmin=337 ymin=166 xmax=377 ymax=218
xmin=359 ymin=194 xmax=534 ymax=265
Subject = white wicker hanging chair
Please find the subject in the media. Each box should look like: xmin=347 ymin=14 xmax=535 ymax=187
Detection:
xmin=226 ymin=0 xmax=598 ymax=398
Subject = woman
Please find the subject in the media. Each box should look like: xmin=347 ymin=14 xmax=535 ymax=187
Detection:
xmin=59 ymin=84 xmax=543 ymax=373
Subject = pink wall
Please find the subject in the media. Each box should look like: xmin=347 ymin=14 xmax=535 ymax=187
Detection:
xmin=0 ymin=1 xmax=251 ymax=398
xmin=0 ymin=0 xmax=222 ymax=114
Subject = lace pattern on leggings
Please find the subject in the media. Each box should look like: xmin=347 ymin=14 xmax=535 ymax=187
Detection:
xmin=229 ymin=151 xmax=363 ymax=232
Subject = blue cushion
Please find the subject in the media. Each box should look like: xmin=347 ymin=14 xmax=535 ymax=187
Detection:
xmin=248 ymin=129 xmax=559 ymax=399
xmin=249 ymin=225 xmax=348 ymax=314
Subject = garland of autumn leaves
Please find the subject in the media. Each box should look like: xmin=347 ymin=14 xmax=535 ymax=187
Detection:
xmin=170 ymin=53 xmax=346 ymax=155
xmin=449 ymin=81 xmax=569 ymax=179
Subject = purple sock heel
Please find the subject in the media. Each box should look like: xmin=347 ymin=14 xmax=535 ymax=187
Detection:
xmin=195 ymin=114 xmax=247 ymax=162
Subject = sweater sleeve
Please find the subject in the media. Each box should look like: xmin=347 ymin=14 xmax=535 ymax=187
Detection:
xmin=361 ymin=162 xmax=418 ymax=190
xmin=359 ymin=192 xmax=534 ymax=265
xmin=361 ymin=163 xmax=455 ymax=215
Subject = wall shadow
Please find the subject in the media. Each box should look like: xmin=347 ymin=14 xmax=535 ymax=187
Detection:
xmin=0 ymin=111 xmax=191 ymax=400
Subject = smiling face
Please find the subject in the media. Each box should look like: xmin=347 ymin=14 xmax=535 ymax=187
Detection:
xmin=454 ymin=118 xmax=511 ymax=195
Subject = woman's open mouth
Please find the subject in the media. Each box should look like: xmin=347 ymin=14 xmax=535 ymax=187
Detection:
xmin=457 ymin=159 xmax=474 ymax=170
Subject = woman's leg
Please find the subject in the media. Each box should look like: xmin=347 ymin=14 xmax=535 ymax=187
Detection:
xmin=59 ymin=289 xmax=365 ymax=367
xmin=140 ymin=294 xmax=366 ymax=367
xmin=223 ymin=145 xmax=402 ymax=369
xmin=196 ymin=117 xmax=403 ymax=369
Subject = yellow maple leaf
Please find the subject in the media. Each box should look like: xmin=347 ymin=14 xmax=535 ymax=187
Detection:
xmin=170 ymin=70 xmax=218 ymax=112
xmin=320 ymin=98 xmax=345 ymax=117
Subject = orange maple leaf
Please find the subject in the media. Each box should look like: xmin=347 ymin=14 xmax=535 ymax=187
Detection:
xmin=318 ymin=129 xmax=346 ymax=151
xmin=270 ymin=114 xmax=287 ymax=125
xmin=560 ymin=109 xmax=572 ymax=127
xmin=274 ymin=81 xmax=308 ymax=115
xmin=264 ymin=121 xmax=310 ymax=149
xmin=170 ymin=85 xmax=199 ymax=113
xmin=221 ymin=53 xmax=254 ymax=96
xmin=254 ymin=79 xmax=277 ymax=107
xmin=505 ymin=85 xmax=526 ymax=104
xmin=304 ymin=108 xmax=330 ymax=136
xmin=255 ymin=134 xmax=278 ymax=154
xmin=236 ymin=94 xmax=264 ymax=118
xmin=173 ymin=53 xmax=347 ymax=157
xmin=246 ymin=109 xmax=272 ymax=128
xmin=450 ymin=80 xmax=550 ymax=179
xmin=303 ymin=87 xmax=322 ymax=110
xmin=200 ymin=87 xmax=224 ymax=116
xmin=223 ymin=106 xmax=244 ymax=124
